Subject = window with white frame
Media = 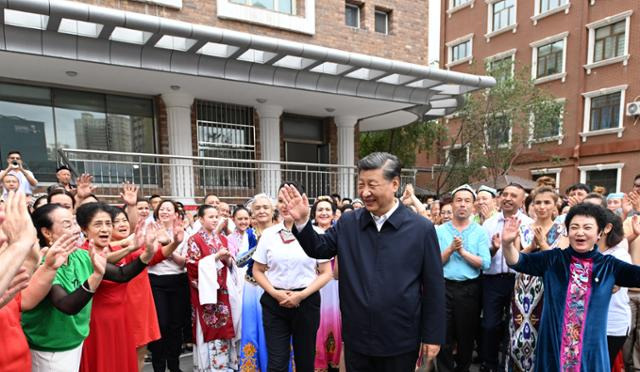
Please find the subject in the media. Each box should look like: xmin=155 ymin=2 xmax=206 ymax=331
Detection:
xmin=589 ymin=92 xmax=621 ymax=131
xmin=579 ymin=163 xmax=624 ymax=193
xmin=375 ymin=9 xmax=390 ymax=34
xmin=593 ymin=20 xmax=626 ymax=63
xmin=491 ymin=0 xmax=516 ymax=32
xmin=532 ymin=101 xmax=564 ymax=140
xmin=539 ymin=0 xmax=567 ymax=14
xmin=581 ymin=85 xmax=627 ymax=140
xmin=445 ymin=145 xmax=470 ymax=165
xmin=536 ymin=40 xmax=564 ymax=78
xmin=486 ymin=116 xmax=511 ymax=147
xmin=230 ymin=0 xmax=294 ymax=14
xmin=452 ymin=0 xmax=471 ymax=7
xmin=585 ymin=11 xmax=632 ymax=72
xmin=345 ymin=3 xmax=360 ymax=28
xmin=452 ymin=40 xmax=471 ymax=62
xmin=489 ymin=56 xmax=514 ymax=82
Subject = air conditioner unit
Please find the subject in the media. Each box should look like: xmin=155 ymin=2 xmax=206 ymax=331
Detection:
xmin=626 ymin=102 xmax=640 ymax=116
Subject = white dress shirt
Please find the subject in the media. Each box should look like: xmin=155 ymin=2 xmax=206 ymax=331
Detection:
xmin=252 ymin=223 xmax=327 ymax=290
xmin=482 ymin=210 xmax=534 ymax=275
xmin=370 ymin=199 xmax=400 ymax=232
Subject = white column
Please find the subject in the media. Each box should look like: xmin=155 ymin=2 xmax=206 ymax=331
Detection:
xmin=256 ymin=104 xmax=283 ymax=198
xmin=162 ymin=92 xmax=195 ymax=204
xmin=335 ymin=116 xmax=358 ymax=199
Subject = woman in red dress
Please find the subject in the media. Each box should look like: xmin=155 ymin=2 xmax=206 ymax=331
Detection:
xmin=77 ymin=203 xmax=163 ymax=372
xmin=108 ymin=208 xmax=184 ymax=371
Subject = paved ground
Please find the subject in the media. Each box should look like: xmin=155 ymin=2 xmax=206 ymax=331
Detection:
xmin=143 ymin=353 xmax=194 ymax=372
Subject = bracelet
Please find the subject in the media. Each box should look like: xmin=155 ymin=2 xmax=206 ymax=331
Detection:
xmin=81 ymin=281 xmax=95 ymax=294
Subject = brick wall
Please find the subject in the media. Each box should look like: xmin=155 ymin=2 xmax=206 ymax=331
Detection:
xmin=74 ymin=0 xmax=429 ymax=64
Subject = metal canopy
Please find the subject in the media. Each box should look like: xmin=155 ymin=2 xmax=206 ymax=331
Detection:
xmin=0 ymin=0 xmax=495 ymax=124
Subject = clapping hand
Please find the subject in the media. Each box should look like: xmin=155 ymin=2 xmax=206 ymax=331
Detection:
xmin=1 ymin=191 xmax=37 ymax=248
xmin=0 ymin=267 xmax=30 ymax=308
xmin=88 ymin=240 xmax=108 ymax=277
xmin=42 ymin=233 xmax=77 ymax=270
xmin=172 ymin=218 xmax=185 ymax=244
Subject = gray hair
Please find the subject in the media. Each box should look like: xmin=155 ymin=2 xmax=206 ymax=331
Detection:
xmin=357 ymin=152 xmax=402 ymax=181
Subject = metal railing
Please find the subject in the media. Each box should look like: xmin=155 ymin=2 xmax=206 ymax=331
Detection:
xmin=58 ymin=148 xmax=417 ymax=204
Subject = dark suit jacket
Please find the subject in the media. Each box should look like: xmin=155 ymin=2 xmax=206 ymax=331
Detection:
xmin=293 ymin=203 xmax=445 ymax=357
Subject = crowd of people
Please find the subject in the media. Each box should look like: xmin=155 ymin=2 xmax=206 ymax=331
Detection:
xmin=2 ymin=149 xmax=640 ymax=372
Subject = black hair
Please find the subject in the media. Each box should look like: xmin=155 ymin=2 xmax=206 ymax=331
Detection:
xmin=565 ymin=203 xmax=607 ymax=233
xmin=565 ymin=183 xmax=591 ymax=195
xmin=6 ymin=150 xmax=21 ymax=158
xmin=330 ymin=193 xmax=341 ymax=200
xmin=279 ymin=181 xmax=305 ymax=196
xmin=232 ymin=205 xmax=249 ymax=218
xmin=32 ymin=194 xmax=49 ymax=210
xmin=583 ymin=192 xmax=605 ymax=205
xmin=504 ymin=182 xmax=526 ymax=193
xmin=197 ymin=204 xmax=216 ymax=218
xmin=31 ymin=203 xmax=66 ymax=247
xmin=603 ymin=209 xmax=624 ymax=249
xmin=635 ymin=174 xmax=640 ymax=182
xmin=153 ymin=199 xmax=181 ymax=220
xmin=148 ymin=194 xmax=162 ymax=202
xmin=76 ymin=202 xmax=114 ymax=230
xmin=136 ymin=198 xmax=150 ymax=204
xmin=83 ymin=193 xmax=99 ymax=203
xmin=357 ymin=152 xmax=402 ymax=181
xmin=340 ymin=204 xmax=354 ymax=213
xmin=342 ymin=197 xmax=352 ymax=204
xmin=204 ymin=193 xmax=219 ymax=203
xmin=47 ymin=188 xmax=76 ymax=209
xmin=524 ymin=195 xmax=533 ymax=214
xmin=111 ymin=206 xmax=129 ymax=222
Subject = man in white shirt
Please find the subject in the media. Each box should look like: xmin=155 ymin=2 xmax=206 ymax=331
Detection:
xmin=0 ymin=151 xmax=37 ymax=196
xmin=479 ymin=183 xmax=533 ymax=372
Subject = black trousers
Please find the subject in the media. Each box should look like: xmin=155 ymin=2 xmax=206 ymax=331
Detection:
xmin=608 ymin=335 xmax=627 ymax=369
xmin=436 ymin=278 xmax=482 ymax=372
xmin=261 ymin=290 xmax=321 ymax=372
xmin=480 ymin=274 xmax=515 ymax=371
xmin=148 ymin=273 xmax=190 ymax=372
xmin=345 ymin=347 xmax=419 ymax=372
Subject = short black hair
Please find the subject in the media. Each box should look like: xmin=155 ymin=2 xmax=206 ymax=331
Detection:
xmin=342 ymin=197 xmax=352 ymax=204
xmin=148 ymin=194 xmax=162 ymax=202
xmin=153 ymin=199 xmax=181 ymax=220
xmin=197 ymin=204 xmax=216 ymax=218
xmin=634 ymin=174 xmax=640 ymax=182
xmin=583 ymin=192 xmax=605 ymax=205
xmin=357 ymin=152 xmax=402 ymax=182
xmin=340 ymin=204 xmax=354 ymax=213
xmin=31 ymin=203 xmax=66 ymax=247
xmin=76 ymin=202 xmax=114 ymax=229
xmin=6 ymin=150 xmax=21 ymax=158
xmin=504 ymin=182 xmax=526 ymax=193
xmin=565 ymin=183 xmax=591 ymax=195
xmin=47 ymin=188 xmax=76 ymax=209
xmin=565 ymin=203 xmax=607 ymax=233
xmin=232 ymin=205 xmax=249 ymax=218
xmin=56 ymin=165 xmax=71 ymax=173
xmin=603 ymin=209 xmax=624 ymax=248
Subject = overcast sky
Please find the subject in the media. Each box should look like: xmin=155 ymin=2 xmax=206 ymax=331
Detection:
xmin=428 ymin=0 xmax=441 ymax=66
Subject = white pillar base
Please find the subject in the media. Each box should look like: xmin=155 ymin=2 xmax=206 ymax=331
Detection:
xmin=335 ymin=116 xmax=358 ymax=199
xmin=162 ymin=92 xmax=195 ymax=204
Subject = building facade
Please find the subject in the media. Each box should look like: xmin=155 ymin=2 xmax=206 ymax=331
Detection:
xmin=0 ymin=0 xmax=492 ymax=203
xmin=433 ymin=0 xmax=640 ymax=194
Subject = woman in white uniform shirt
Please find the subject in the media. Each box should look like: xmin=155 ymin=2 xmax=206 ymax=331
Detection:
xmin=253 ymin=182 xmax=333 ymax=372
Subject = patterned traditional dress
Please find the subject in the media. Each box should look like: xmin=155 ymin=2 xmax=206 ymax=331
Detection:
xmin=186 ymin=229 xmax=239 ymax=371
xmin=508 ymin=222 xmax=565 ymax=372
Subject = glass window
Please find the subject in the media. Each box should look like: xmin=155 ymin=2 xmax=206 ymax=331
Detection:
xmin=375 ymin=10 xmax=389 ymax=34
xmin=539 ymin=0 xmax=566 ymax=13
xmin=283 ymin=115 xmax=324 ymax=142
xmin=492 ymin=0 xmax=515 ymax=32
xmin=488 ymin=56 xmax=513 ymax=82
xmin=230 ymin=0 xmax=294 ymax=14
xmin=590 ymin=92 xmax=621 ymax=131
xmin=451 ymin=40 xmax=470 ymax=62
xmin=345 ymin=4 xmax=360 ymax=28
xmin=487 ymin=116 xmax=510 ymax=146
xmin=593 ymin=20 xmax=626 ymax=62
xmin=533 ymin=112 xmax=562 ymax=139
xmin=536 ymin=39 xmax=564 ymax=78
xmin=585 ymin=169 xmax=618 ymax=195
xmin=452 ymin=0 xmax=471 ymax=7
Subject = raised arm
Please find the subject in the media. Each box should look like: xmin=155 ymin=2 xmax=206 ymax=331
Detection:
xmin=281 ymin=185 xmax=338 ymax=259
xmin=501 ymin=217 xmax=521 ymax=266
xmin=120 ymin=182 xmax=140 ymax=229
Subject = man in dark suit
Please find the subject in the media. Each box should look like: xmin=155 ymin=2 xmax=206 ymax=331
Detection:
xmin=282 ymin=152 xmax=445 ymax=372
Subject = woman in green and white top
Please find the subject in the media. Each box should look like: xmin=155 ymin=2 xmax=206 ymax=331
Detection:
xmin=22 ymin=203 xmax=156 ymax=372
